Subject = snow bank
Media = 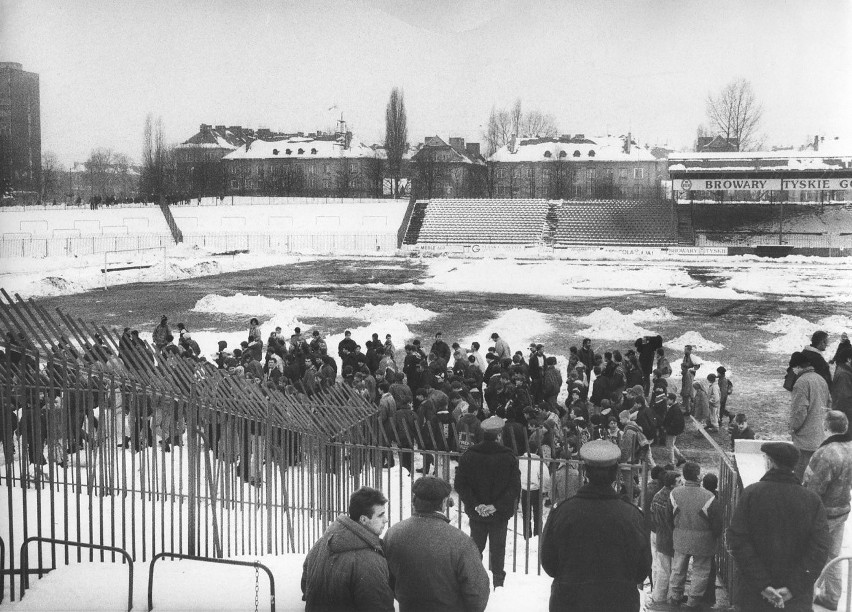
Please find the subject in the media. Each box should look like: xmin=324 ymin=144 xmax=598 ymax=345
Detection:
xmin=666 ymin=331 xmax=724 ymax=352
xmin=193 ymin=293 xmax=437 ymax=324
xmin=460 ymin=308 xmax=552 ymax=355
xmin=727 ymin=267 xmax=852 ymax=302
xmin=761 ymin=314 xmax=852 ymax=355
xmin=573 ymin=307 xmax=677 ymax=341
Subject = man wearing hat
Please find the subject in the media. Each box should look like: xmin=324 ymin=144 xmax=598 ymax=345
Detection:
xmin=385 ymin=476 xmax=490 ymax=612
xmin=454 ymin=415 xmax=521 ymax=589
xmin=541 ymin=439 xmax=651 ymax=611
xmin=152 ymin=315 xmax=170 ymax=352
xmin=727 ymin=441 xmax=829 ymax=611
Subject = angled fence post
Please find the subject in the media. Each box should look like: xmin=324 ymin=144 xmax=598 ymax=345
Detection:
xmin=186 ymin=382 xmax=198 ymax=556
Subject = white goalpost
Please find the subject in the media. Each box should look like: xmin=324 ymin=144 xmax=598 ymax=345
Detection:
xmin=102 ymin=246 xmax=168 ymax=290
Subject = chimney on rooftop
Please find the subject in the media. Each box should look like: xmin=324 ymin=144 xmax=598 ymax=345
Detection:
xmin=200 ymin=124 xmax=211 ymax=134
xmin=814 ymin=135 xmax=819 ymax=151
xmin=449 ymin=137 xmax=465 ymax=152
xmin=465 ymin=142 xmax=480 ymax=157
xmin=215 ymin=125 xmax=226 ymax=132
xmin=624 ymin=132 xmax=631 ymax=154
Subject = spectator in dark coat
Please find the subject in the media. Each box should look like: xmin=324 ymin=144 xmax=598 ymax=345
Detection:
xmin=301 ymin=487 xmax=394 ymax=612
xmin=542 ymin=440 xmax=651 ymax=612
xmin=803 ymin=330 xmax=832 ymax=389
xmin=662 ymin=393 xmax=687 ymax=466
xmin=577 ymin=338 xmax=595 ymax=375
xmin=727 ymin=442 xmax=830 ymax=611
xmin=430 ymin=332 xmax=452 ymax=363
xmin=830 ymin=332 xmax=851 ymax=364
xmin=385 ymin=477 xmax=490 ymax=612
xmin=831 ymin=345 xmax=852 ymax=422
xmin=635 ymin=335 xmax=663 ymax=394
xmin=454 ymin=416 xmax=521 ymax=589
xmin=647 ymin=470 xmax=680 ymax=609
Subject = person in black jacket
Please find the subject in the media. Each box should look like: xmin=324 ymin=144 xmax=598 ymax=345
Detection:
xmin=430 ymin=332 xmax=452 ymax=364
xmin=802 ymin=330 xmax=832 ymax=390
xmin=662 ymin=393 xmax=687 ymax=466
xmin=454 ymin=416 xmax=521 ymax=589
xmin=635 ymin=335 xmax=663 ymax=395
xmin=542 ymin=439 xmax=651 ymax=612
xmin=727 ymin=442 xmax=830 ymax=611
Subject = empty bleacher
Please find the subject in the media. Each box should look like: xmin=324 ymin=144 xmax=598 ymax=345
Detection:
xmin=404 ymin=199 xmax=551 ymax=244
xmin=553 ymin=199 xmax=678 ymax=246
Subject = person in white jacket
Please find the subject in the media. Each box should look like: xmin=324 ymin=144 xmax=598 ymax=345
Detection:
xmin=706 ymin=373 xmax=720 ymax=432
xmin=519 ymin=446 xmax=551 ymax=539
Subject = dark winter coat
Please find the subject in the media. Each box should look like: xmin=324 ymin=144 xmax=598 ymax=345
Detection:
xmin=650 ymin=485 xmax=675 ymax=557
xmin=802 ymin=345 xmax=832 ymax=389
xmin=454 ymin=440 xmax=521 ymax=522
xmin=634 ymin=405 xmax=657 ymax=441
xmin=634 ymin=335 xmax=663 ymax=376
xmin=541 ymin=483 xmax=651 ymax=612
xmin=662 ymin=403 xmax=685 ymax=436
xmin=831 ymin=362 xmax=852 ymax=421
xmin=430 ymin=339 xmax=452 ymax=363
xmin=577 ymin=346 xmax=595 ymax=374
xmin=301 ymin=515 xmax=394 ymax=612
xmin=727 ymin=468 xmax=830 ymax=612
xmin=385 ymin=512 xmax=490 ymax=612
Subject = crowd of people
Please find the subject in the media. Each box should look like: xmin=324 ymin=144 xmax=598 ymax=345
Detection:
xmin=4 ymin=311 xmax=852 ymax=611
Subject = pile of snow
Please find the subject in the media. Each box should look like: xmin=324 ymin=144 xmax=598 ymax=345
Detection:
xmin=761 ymin=313 xmax=852 ymax=355
xmin=573 ymin=307 xmax=677 ymax=341
xmin=461 ymin=308 xmax=553 ymax=355
xmin=727 ymin=267 xmax=852 ymax=302
xmin=665 ymin=331 xmax=725 ymax=352
xmin=193 ymin=293 xmax=436 ymax=324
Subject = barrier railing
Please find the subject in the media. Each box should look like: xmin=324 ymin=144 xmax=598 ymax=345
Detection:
xmin=147 ymin=553 xmax=275 ymax=612
xmin=19 ymin=537 xmax=133 ymax=611
xmin=814 ymin=555 xmax=852 ymax=612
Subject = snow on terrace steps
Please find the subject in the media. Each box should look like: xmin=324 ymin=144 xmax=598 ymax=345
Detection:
xmin=414 ymin=199 xmax=551 ymax=244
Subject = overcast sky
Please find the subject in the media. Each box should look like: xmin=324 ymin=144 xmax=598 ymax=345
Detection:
xmin=2 ymin=0 xmax=850 ymax=166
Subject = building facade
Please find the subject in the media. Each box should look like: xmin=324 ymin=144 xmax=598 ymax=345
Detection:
xmin=487 ymin=135 xmax=667 ymax=200
xmin=0 ymin=62 xmax=41 ymax=196
xmin=222 ymin=133 xmax=387 ymax=199
xmin=410 ymin=136 xmax=486 ymax=199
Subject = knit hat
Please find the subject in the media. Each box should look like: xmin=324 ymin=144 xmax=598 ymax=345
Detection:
xmin=412 ymin=476 xmax=452 ymax=501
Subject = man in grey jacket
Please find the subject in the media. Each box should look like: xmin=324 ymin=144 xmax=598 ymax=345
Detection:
xmin=788 ymin=351 xmax=831 ymax=481
xmin=384 ymin=476 xmax=490 ymax=612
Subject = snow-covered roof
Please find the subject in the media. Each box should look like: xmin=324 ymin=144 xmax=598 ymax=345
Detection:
xmin=177 ymin=126 xmax=250 ymax=151
xmin=668 ymin=149 xmax=852 ymax=173
xmin=489 ymin=135 xmax=658 ymax=163
xmin=223 ymin=137 xmax=381 ymax=161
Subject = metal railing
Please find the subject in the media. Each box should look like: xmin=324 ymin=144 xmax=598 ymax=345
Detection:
xmin=696 ymin=230 xmax=852 ymax=248
xmin=814 ymin=555 xmax=852 ymax=612
xmin=148 ymin=553 xmax=275 ymax=612
xmin=19 ymin=538 xmax=134 ymax=611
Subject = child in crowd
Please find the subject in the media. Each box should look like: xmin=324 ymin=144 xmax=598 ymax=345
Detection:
xmin=728 ymin=413 xmax=755 ymax=451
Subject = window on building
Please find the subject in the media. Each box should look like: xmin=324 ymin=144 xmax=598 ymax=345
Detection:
xmin=588 ymin=169 xmax=596 ymax=180
xmin=542 ymin=168 xmax=551 ymax=181
xmin=230 ymin=180 xmax=238 ymax=189
xmin=573 ymin=150 xmax=581 ymax=157
xmin=325 ymin=164 xmax=331 ymax=174
xmin=311 ymin=148 xmax=317 ymax=154
xmin=544 ymin=151 xmax=552 ymax=158
xmin=619 ymin=168 xmax=628 ymax=181
xmin=527 ymin=167 xmax=534 ymax=180
xmin=298 ymin=148 xmax=304 ymax=154
xmin=308 ymin=164 xmax=316 ymax=175
xmin=559 ymin=151 xmax=567 ymax=158
xmin=634 ymin=167 xmax=645 ymax=179
xmin=588 ymin=150 xmax=596 ymax=157
xmin=286 ymin=149 xmax=292 ymax=155
xmin=272 ymin=149 xmax=279 ymax=155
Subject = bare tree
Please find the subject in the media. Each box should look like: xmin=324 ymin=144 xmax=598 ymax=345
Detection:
xmin=365 ymin=156 xmax=385 ymax=198
xmin=141 ymin=114 xmax=170 ymax=200
xmin=413 ymin=148 xmax=446 ymax=200
xmin=86 ymin=147 xmax=114 ymax=200
xmin=384 ymin=87 xmax=408 ymax=197
xmin=483 ymin=99 xmax=559 ymax=156
xmin=40 ymin=151 xmax=64 ymax=201
xmin=521 ymin=110 xmax=558 ymax=139
xmin=706 ymin=79 xmax=764 ymax=151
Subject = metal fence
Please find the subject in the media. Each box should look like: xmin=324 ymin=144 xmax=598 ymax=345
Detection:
xmin=182 ymin=232 xmax=398 ymax=254
xmin=0 ymin=293 xmax=657 ymax=603
xmin=0 ymin=234 xmax=175 ymax=259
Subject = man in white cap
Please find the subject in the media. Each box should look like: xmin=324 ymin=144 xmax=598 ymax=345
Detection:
xmin=541 ymin=439 xmax=651 ymax=611
xmin=385 ymin=476 xmax=490 ymax=612
xmin=454 ymin=415 xmax=520 ymax=589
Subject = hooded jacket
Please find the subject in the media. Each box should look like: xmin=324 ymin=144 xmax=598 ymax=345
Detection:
xmin=301 ymin=515 xmax=394 ymax=612
xmin=454 ymin=439 xmax=521 ymax=522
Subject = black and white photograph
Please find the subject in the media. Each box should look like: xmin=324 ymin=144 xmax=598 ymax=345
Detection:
xmin=1 ymin=1 xmax=851 ymax=610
